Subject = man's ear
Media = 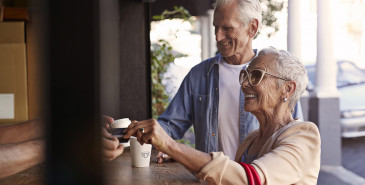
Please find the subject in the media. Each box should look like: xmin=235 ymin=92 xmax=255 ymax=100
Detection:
xmin=283 ymin=81 xmax=296 ymax=98
xmin=249 ymin=19 xmax=259 ymax=38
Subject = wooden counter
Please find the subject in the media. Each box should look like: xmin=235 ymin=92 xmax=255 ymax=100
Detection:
xmin=104 ymin=147 xmax=206 ymax=185
xmin=0 ymin=148 xmax=206 ymax=185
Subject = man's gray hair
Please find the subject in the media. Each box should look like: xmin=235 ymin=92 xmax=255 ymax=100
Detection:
xmin=258 ymin=47 xmax=308 ymax=113
xmin=213 ymin=0 xmax=262 ymax=36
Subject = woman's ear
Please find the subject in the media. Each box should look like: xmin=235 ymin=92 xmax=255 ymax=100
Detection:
xmin=282 ymin=81 xmax=296 ymax=98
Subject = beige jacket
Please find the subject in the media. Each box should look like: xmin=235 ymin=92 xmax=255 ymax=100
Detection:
xmin=196 ymin=120 xmax=321 ymax=185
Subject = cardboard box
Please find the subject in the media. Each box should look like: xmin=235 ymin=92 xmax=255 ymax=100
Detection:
xmin=0 ymin=22 xmax=25 ymax=43
xmin=0 ymin=21 xmax=29 ymax=124
xmin=2 ymin=7 xmax=30 ymax=21
xmin=0 ymin=23 xmax=28 ymax=124
xmin=26 ymin=22 xmax=42 ymax=120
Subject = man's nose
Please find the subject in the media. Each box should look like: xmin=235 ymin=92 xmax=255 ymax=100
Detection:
xmin=215 ymin=28 xmax=224 ymax=41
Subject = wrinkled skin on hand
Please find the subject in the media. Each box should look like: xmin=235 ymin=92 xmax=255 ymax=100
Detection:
xmin=124 ymin=119 xmax=175 ymax=153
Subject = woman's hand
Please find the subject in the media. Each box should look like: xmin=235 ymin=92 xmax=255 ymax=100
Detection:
xmin=125 ymin=119 xmax=212 ymax=174
xmin=156 ymin=151 xmax=173 ymax=164
xmin=124 ymin=119 xmax=175 ymax=153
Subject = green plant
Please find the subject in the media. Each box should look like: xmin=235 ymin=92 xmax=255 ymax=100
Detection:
xmin=259 ymin=0 xmax=284 ymax=38
xmin=151 ymin=6 xmax=194 ymax=147
xmin=151 ymin=6 xmax=191 ymax=119
xmin=152 ymin=6 xmax=193 ymax=24
xmin=151 ymin=40 xmax=185 ymax=118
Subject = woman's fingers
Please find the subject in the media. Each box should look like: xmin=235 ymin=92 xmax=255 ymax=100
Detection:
xmin=137 ymin=120 xmax=167 ymax=150
xmin=140 ymin=130 xmax=153 ymax=145
xmin=157 ymin=152 xmax=164 ymax=164
xmin=136 ymin=131 xmax=144 ymax=145
xmin=124 ymin=120 xmax=151 ymax=139
xmin=124 ymin=119 xmax=169 ymax=151
xmin=156 ymin=152 xmax=172 ymax=164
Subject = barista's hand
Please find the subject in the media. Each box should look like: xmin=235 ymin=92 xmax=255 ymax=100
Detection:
xmin=102 ymin=115 xmax=114 ymax=129
xmin=101 ymin=115 xmax=123 ymax=161
xmin=102 ymin=127 xmax=124 ymax=161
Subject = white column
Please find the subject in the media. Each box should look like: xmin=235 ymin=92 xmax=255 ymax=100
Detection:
xmin=362 ymin=20 xmax=365 ymax=56
xmin=200 ymin=15 xmax=210 ymax=61
xmin=315 ymin=0 xmax=338 ymax=97
xmin=207 ymin=9 xmax=217 ymax=58
xmin=287 ymin=0 xmax=302 ymax=60
xmin=314 ymin=0 xmax=341 ymax=167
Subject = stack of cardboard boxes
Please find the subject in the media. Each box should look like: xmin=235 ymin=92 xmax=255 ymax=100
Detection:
xmin=0 ymin=21 xmax=28 ymax=124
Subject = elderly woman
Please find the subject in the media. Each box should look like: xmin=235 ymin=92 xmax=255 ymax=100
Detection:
xmin=124 ymin=47 xmax=321 ymax=185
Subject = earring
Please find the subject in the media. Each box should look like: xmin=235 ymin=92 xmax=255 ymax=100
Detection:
xmin=283 ymin=98 xmax=287 ymax=103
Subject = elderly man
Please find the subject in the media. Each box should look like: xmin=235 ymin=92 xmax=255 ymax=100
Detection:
xmin=102 ymin=0 xmax=303 ymax=161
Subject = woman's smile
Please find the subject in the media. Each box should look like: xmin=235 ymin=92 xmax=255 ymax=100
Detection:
xmin=244 ymin=93 xmax=257 ymax=101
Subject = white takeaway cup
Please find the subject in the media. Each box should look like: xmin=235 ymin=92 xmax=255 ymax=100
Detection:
xmin=110 ymin=118 xmax=131 ymax=147
xmin=130 ymin=137 xmax=152 ymax=167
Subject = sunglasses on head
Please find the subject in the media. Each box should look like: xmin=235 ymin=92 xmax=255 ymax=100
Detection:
xmin=239 ymin=68 xmax=290 ymax=86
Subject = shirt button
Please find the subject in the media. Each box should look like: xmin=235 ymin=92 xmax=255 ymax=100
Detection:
xmin=216 ymin=88 xmax=218 ymax=91
xmin=199 ymin=96 xmax=202 ymax=101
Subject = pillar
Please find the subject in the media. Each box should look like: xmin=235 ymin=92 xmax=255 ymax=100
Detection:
xmin=287 ymin=0 xmax=302 ymax=60
xmin=200 ymin=15 xmax=210 ymax=61
xmin=207 ymin=9 xmax=216 ymax=57
xmin=311 ymin=0 xmax=341 ymax=166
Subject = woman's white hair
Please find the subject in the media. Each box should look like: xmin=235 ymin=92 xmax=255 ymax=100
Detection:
xmin=213 ymin=0 xmax=262 ymax=36
xmin=258 ymin=47 xmax=308 ymax=113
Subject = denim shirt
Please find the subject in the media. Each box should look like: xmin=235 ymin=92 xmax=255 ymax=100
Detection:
xmin=157 ymin=53 xmax=304 ymax=153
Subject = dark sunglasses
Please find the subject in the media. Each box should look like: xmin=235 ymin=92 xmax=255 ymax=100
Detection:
xmin=239 ymin=68 xmax=290 ymax=86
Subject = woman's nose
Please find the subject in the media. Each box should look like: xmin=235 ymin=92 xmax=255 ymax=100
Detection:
xmin=241 ymin=78 xmax=250 ymax=90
